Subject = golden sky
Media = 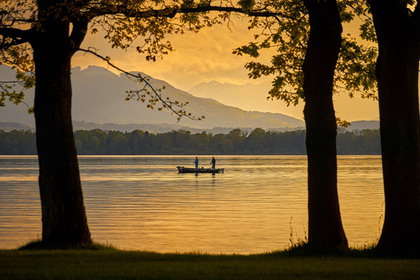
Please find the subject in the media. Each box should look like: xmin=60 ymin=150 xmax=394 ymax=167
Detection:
xmin=72 ymin=15 xmax=380 ymax=121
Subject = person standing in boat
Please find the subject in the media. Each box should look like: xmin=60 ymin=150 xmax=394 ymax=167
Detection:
xmin=194 ymin=156 xmax=199 ymax=169
xmin=211 ymin=156 xmax=216 ymax=169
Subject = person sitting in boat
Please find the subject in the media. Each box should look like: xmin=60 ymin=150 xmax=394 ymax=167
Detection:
xmin=211 ymin=157 xmax=216 ymax=169
xmin=194 ymin=157 xmax=199 ymax=169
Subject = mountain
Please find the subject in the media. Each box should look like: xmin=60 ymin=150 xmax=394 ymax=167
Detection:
xmin=0 ymin=65 xmax=304 ymax=129
xmin=1 ymin=119 xmax=382 ymax=134
xmin=190 ymin=80 xmax=384 ymax=121
xmin=0 ymin=122 xmax=32 ymax=131
xmin=71 ymin=121 xmax=268 ymax=134
xmin=0 ymin=120 xmax=301 ymax=134
xmin=189 ymin=81 xmax=276 ymax=113
xmin=346 ymin=121 xmax=379 ymax=131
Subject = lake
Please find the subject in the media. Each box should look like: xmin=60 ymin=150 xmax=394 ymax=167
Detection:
xmin=0 ymin=155 xmax=384 ymax=253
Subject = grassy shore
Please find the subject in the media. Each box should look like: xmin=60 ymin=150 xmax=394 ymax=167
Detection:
xmin=1 ymin=248 xmax=420 ymax=280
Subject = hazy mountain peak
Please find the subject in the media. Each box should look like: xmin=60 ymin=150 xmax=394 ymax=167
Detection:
xmin=80 ymin=65 xmax=119 ymax=78
xmin=193 ymin=80 xmax=230 ymax=88
xmin=191 ymin=80 xmax=262 ymax=90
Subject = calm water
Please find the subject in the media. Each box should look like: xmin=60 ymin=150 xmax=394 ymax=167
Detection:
xmin=0 ymin=155 xmax=384 ymax=253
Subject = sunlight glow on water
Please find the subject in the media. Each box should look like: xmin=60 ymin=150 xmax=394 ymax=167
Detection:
xmin=0 ymin=155 xmax=383 ymax=253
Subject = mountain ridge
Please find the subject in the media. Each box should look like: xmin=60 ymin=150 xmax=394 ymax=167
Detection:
xmin=0 ymin=120 xmax=379 ymax=133
xmin=0 ymin=65 xmax=304 ymax=129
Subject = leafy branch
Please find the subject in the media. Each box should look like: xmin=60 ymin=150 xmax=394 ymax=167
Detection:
xmin=0 ymin=77 xmax=32 ymax=110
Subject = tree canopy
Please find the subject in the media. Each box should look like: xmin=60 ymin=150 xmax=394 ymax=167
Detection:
xmin=0 ymin=0 xmax=284 ymax=118
xmin=234 ymin=0 xmax=378 ymax=108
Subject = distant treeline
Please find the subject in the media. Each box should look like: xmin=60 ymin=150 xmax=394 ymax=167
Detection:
xmin=0 ymin=128 xmax=381 ymax=155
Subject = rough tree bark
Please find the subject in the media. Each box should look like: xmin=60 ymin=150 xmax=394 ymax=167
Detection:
xmin=302 ymin=0 xmax=348 ymax=251
xmin=30 ymin=3 xmax=92 ymax=247
xmin=368 ymin=0 xmax=420 ymax=256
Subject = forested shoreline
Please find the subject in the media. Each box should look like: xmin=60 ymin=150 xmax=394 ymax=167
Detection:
xmin=0 ymin=128 xmax=380 ymax=155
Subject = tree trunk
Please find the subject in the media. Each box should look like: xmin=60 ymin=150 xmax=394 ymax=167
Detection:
xmin=32 ymin=21 xmax=91 ymax=247
xmin=303 ymin=0 xmax=348 ymax=251
xmin=368 ymin=0 xmax=420 ymax=256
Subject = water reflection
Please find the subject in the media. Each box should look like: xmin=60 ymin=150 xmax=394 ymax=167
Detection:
xmin=0 ymin=155 xmax=383 ymax=253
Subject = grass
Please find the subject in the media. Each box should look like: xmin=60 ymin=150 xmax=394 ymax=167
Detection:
xmin=1 ymin=245 xmax=420 ymax=280
xmin=18 ymin=240 xmax=115 ymax=251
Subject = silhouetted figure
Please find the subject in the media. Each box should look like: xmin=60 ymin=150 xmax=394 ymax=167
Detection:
xmin=194 ymin=157 xmax=199 ymax=169
xmin=211 ymin=157 xmax=216 ymax=169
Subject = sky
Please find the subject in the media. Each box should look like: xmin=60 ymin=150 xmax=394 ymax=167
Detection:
xmin=72 ymin=15 xmax=380 ymax=121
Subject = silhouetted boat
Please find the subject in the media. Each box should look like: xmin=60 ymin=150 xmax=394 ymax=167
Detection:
xmin=177 ymin=166 xmax=224 ymax=174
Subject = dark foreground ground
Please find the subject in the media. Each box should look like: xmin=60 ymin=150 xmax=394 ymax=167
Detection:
xmin=1 ymin=249 xmax=420 ymax=280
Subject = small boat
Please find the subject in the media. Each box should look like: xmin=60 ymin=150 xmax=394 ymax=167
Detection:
xmin=177 ymin=166 xmax=224 ymax=174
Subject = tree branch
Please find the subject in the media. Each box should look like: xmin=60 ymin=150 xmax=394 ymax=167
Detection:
xmin=413 ymin=1 xmax=420 ymax=46
xmin=0 ymin=27 xmax=33 ymax=49
xmin=85 ymin=4 xmax=291 ymax=20
xmin=0 ymin=27 xmax=31 ymax=41
xmin=69 ymin=18 xmax=89 ymax=52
